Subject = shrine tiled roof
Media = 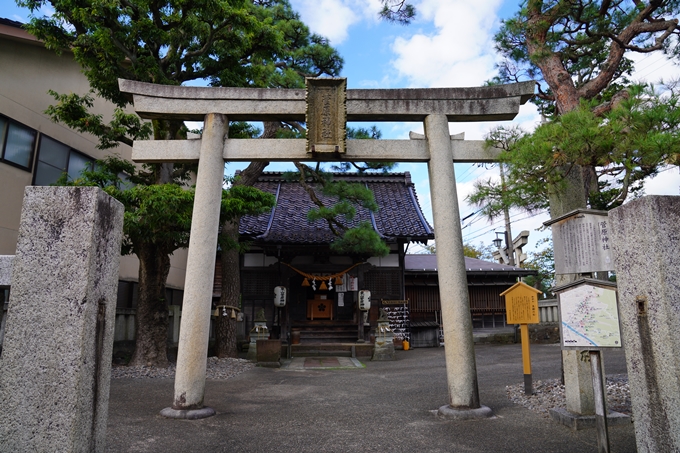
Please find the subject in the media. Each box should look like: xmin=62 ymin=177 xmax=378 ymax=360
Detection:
xmin=405 ymin=254 xmax=536 ymax=276
xmin=239 ymin=172 xmax=434 ymax=244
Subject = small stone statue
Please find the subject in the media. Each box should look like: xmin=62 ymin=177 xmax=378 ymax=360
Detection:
xmin=378 ymin=308 xmax=389 ymax=322
xmin=254 ymin=308 xmax=266 ymax=322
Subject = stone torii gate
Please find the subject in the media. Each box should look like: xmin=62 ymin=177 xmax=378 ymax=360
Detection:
xmin=119 ymin=78 xmax=534 ymax=420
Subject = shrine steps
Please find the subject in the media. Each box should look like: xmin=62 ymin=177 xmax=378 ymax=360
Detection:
xmin=291 ymin=321 xmax=361 ymax=344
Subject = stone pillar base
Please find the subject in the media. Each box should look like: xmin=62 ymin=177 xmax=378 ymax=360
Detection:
xmin=437 ymin=405 xmax=494 ymax=420
xmin=160 ymin=407 xmax=216 ymax=420
xmin=549 ymin=407 xmax=630 ymax=431
xmin=246 ymin=342 xmax=258 ymax=361
xmin=371 ymin=338 xmax=395 ymax=361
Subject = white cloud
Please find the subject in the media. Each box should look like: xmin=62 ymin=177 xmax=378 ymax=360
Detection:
xmin=290 ymin=0 xmax=383 ymax=44
xmin=390 ymin=0 xmax=503 ymax=87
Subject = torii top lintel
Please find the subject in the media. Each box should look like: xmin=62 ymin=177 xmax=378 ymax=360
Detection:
xmin=118 ymin=79 xmax=534 ymax=123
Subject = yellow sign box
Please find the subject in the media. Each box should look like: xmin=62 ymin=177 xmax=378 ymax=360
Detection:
xmin=500 ymin=281 xmax=541 ymax=324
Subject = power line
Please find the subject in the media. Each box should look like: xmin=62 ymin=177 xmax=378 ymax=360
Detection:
xmin=462 ymin=210 xmax=548 ymax=242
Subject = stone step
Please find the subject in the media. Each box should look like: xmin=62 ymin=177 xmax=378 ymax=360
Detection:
xmin=299 ymin=330 xmax=358 ymax=338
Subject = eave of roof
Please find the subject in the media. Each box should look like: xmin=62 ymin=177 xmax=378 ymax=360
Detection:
xmin=404 ymin=254 xmax=537 ymax=276
xmin=0 ymin=18 xmax=42 ymax=46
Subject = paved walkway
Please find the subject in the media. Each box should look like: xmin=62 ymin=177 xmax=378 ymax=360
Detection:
xmin=282 ymin=356 xmax=365 ymax=370
xmin=106 ymin=343 xmax=637 ymax=453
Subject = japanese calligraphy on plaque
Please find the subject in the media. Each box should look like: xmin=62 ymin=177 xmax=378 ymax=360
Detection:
xmin=305 ymin=77 xmax=347 ymax=154
xmin=544 ymin=209 xmax=614 ymax=274
xmin=501 ymin=282 xmax=541 ymax=324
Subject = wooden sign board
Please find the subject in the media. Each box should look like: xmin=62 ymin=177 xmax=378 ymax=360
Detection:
xmin=381 ymin=299 xmax=409 ymax=305
xmin=500 ymin=281 xmax=541 ymax=324
xmin=306 ymin=77 xmax=346 ymax=154
xmin=544 ymin=209 xmax=614 ymax=274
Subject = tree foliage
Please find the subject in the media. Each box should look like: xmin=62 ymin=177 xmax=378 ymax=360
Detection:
xmin=468 ymin=1 xmax=680 ymax=221
xmin=20 ymin=0 xmax=343 ymax=148
xmin=379 ymin=0 xmax=416 ymax=24
xmin=59 ymin=156 xmax=194 ymax=254
xmin=422 ymin=242 xmax=495 ymax=261
xmin=19 ymin=0 xmax=343 ymax=100
xmin=493 ymin=0 xmax=680 ymax=116
xmin=289 ymin=163 xmax=390 ymax=258
xmin=463 ymin=242 xmax=496 ymax=261
xmin=521 ymin=239 xmax=555 ymax=298
xmin=23 ymin=0 xmax=342 ymax=365
xmin=331 ymin=126 xmax=398 ymax=173
xmin=470 ymin=84 xmax=680 ymax=213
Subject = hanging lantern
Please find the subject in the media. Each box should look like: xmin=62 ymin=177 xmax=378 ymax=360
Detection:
xmin=319 ymin=280 xmax=328 ymax=291
xmin=335 ymin=276 xmax=343 ymax=285
xmin=302 ymin=278 xmax=310 ymax=287
xmin=274 ymin=286 xmax=287 ymax=307
xmin=359 ymin=290 xmax=371 ymax=311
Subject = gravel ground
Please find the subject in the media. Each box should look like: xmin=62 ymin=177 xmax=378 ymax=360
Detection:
xmin=112 ymin=357 xmax=631 ymax=420
xmin=110 ymin=357 xmax=255 ymax=380
xmin=506 ymin=374 xmax=631 ymax=418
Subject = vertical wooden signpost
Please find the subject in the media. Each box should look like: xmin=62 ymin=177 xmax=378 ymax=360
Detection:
xmin=501 ymin=282 xmax=541 ymax=395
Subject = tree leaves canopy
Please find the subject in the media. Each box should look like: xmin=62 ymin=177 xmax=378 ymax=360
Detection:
xmin=19 ymin=0 xmax=343 ymax=106
xmin=494 ymin=0 xmax=680 ymax=115
xmin=470 ymin=84 xmax=680 ymax=213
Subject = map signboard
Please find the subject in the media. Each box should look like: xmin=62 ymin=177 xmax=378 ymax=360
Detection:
xmin=556 ymin=279 xmax=621 ymax=349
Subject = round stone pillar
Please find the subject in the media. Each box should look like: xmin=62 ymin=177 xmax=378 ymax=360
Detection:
xmin=424 ymin=114 xmax=492 ymax=418
xmin=161 ymin=113 xmax=227 ymax=419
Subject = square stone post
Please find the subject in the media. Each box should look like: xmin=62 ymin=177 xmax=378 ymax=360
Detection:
xmin=609 ymin=195 xmax=680 ymax=452
xmin=0 ymin=187 xmax=124 ymax=453
xmin=425 ymin=114 xmax=491 ymax=419
xmin=162 ymin=113 xmax=228 ymax=419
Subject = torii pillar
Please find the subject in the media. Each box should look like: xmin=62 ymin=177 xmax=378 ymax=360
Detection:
xmin=425 ymin=114 xmax=489 ymax=416
xmin=119 ymin=78 xmax=534 ymax=420
xmin=160 ymin=113 xmax=227 ymax=419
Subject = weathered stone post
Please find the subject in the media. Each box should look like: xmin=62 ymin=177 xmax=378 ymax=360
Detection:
xmin=0 ymin=186 xmax=124 ymax=453
xmin=425 ymin=114 xmax=492 ymax=419
xmin=162 ymin=113 xmax=227 ymax=419
xmin=609 ymin=195 xmax=680 ymax=452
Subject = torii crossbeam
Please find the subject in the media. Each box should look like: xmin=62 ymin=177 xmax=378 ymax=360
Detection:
xmin=119 ymin=78 xmax=534 ymax=420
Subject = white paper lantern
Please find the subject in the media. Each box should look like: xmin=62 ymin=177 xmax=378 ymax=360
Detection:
xmin=274 ymin=286 xmax=287 ymax=307
xmin=358 ymin=290 xmax=371 ymax=311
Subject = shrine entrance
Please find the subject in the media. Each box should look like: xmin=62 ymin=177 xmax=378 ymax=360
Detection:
xmin=119 ymin=77 xmax=534 ymax=420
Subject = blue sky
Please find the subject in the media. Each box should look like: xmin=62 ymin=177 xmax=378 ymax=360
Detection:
xmin=3 ymin=0 xmax=679 ymax=257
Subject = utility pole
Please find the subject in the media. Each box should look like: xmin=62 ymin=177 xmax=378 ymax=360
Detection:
xmin=500 ymin=163 xmax=515 ymax=266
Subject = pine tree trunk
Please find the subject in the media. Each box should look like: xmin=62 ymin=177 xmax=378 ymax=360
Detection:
xmin=129 ymin=243 xmax=172 ymax=367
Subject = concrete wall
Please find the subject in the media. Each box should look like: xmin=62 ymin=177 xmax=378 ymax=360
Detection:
xmin=0 ymin=23 xmax=187 ymax=290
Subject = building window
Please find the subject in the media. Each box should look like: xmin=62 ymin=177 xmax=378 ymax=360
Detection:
xmin=33 ymin=135 xmax=94 ymax=186
xmin=0 ymin=115 xmax=37 ymax=170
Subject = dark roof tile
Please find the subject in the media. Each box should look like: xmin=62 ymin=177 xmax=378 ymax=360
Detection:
xmin=239 ymin=172 xmax=434 ymax=244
